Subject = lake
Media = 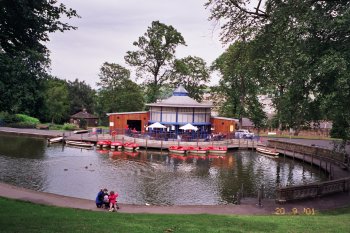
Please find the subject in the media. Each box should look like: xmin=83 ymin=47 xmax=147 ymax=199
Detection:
xmin=0 ymin=134 xmax=327 ymax=205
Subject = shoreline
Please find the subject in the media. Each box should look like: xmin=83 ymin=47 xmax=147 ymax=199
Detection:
xmin=0 ymin=127 xmax=350 ymax=215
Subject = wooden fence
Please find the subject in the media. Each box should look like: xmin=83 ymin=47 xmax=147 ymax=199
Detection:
xmin=269 ymin=140 xmax=350 ymax=203
xmin=276 ymin=178 xmax=350 ymax=203
xmin=267 ymin=140 xmax=348 ymax=168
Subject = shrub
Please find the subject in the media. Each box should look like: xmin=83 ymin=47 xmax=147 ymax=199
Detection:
xmin=6 ymin=122 xmax=36 ymax=128
xmin=16 ymin=114 xmax=40 ymax=124
xmin=48 ymin=124 xmax=63 ymax=130
xmin=62 ymin=123 xmax=78 ymax=131
xmin=0 ymin=112 xmax=20 ymax=125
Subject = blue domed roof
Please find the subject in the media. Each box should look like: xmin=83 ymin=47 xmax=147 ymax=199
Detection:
xmin=146 ymin=85 xmax=212 ymax=108
xmin=173 ymin=85 xmax=188 ymax=96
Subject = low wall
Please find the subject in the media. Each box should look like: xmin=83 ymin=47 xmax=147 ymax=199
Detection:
xmin=267 ymin=140 xmax=348 ymax=168
xmin=276 ymin=178 xmax=350 ymax=203
xmin=269 ymin=140 xmax=350 ymax=203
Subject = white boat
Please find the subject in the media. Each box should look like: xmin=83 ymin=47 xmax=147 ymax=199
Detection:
xmin=65 ymin=140 xmax=94 ymax=148
xmin=256 ymin=147 xmax=279 ymax=158
xmin=207 ymin=146 xmax=227 ymax=154
xmin=187 ymin=146 xmax=208 ymax=155
xmin=48 ymin=136 xmax=63 ymax=143
xmin=168 ymin=146 xmax=187 ymax=154
xmin=73 ymin=130 xmax=89 ymax=134
xmin=123 ymin=142 xmax=139 ymax=151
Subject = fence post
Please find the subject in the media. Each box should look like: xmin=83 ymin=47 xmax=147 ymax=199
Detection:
xmin=145 ymin=138 xmax=148 ymax=151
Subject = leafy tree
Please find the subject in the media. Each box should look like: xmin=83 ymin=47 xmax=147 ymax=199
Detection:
xmin=205 ymin=0 xmax=268 ymax=43
xmin=124 ymin=21 xmax=186 ymax=103
xmin=0 ymin=55 xmax=44 ymax=116
xmin=212 ymin=41 xmax=264 ymax=128
xmin=67 ymin=79 xmax=96 ymax=115
xmin=207 ymin=0 xmax=350 ymax=140
xmin=43 ymin=77 xmax=70 ymax=124
xmin=96 ymin=63 xmax=144 ymax=124
xmin=0 ymin=0 xmax=78 ymax=117
xmin=170 ymin=56 xmax=210 ymax=102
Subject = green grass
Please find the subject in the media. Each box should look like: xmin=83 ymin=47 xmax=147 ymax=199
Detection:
xmin=0 ymin=198 xmax=349 ymax=233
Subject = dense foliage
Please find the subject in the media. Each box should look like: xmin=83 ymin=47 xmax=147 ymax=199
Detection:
xmin=96 ymin=62 xmax=145 ymax=125
xmin=170 ymin=56 xmax=210 ymax=102
xmin=0 ymin=0 xmax=79 ymax=123
xmin=207 ymin=0 xmax=350 ymax=139
xmin=125 ymin=21 xmax=186 ymax=103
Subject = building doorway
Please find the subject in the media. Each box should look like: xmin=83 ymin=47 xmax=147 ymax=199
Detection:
xmin=127 ymin=120 xmax=142 ymax=131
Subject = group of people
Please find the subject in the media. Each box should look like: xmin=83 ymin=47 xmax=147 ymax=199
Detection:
xmin=95 ymin=188 xmax=119 ymax=212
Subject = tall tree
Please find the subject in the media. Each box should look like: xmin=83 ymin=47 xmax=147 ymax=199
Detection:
xmin=96 ymin=62 xmax=144 ymax=124
xmin=124 ymin=21 xmax=186 ymax=103
xmin=205 ymin=0 xmax=269 ymax=43
xmin=67 ymin=79 xmax=96 ymax=115
xmin=170 ymin=56 xmax=210 ymax=102
xmin=207 ymin=0 xmax=350 ymax=140
xmin=212 ymin=41 xmax=264 ymax=128
xmin=0 ymin=0 xmax=78 ymax=116
xmin=43 ymin=77 xmax=70 ymax=124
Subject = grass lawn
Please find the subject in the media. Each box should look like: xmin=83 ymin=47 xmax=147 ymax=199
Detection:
xmin=0 ymin=198 xmax=349 ymax=233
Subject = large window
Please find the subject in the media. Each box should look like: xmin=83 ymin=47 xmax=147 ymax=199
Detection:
xmin=150 ymin=107 xmax=161 ymax=122
xmin=178 ymin=113 xmax=193 ymax=123
xmin=162 ymin=107 xmax=177 ymax=122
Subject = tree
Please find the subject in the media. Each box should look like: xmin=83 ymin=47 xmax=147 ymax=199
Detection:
xmin=207 ymin=0 xmax=350 ymax=140
xmin=67 ymin=79 xmax=96 ymax=115
xmin=124 ymin=21 xmax=186 ymax=103
xmin=96 ymin=63 xmax=144 ymax=124
xmin=43 ymin=77 xmax=70 ymax=124
xmin=205 ymin=0 xmax=269 ymax=43
xmin=212 ymin=41 xmax=264 ymax=128
xmin=0 ymin=0 xmax=78 ymax=117
xmin=170 ymin=56 xmax=210 ymax=102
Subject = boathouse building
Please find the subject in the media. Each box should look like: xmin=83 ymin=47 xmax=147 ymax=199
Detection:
xmin=108 ymin=86 xmax=237 ymax=138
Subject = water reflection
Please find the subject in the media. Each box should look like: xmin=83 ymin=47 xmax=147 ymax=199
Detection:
xmin=0 ymin=135 xmax=327 ymax=205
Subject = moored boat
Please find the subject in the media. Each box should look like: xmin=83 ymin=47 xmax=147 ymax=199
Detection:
xmin=96 ymin=140 xmax=111 ymax=148
xmin=123 ymin=142 xmax=139 ymax=151
xmin=256 ymin=147 xmax=279 ymax=158
xmin=73 ymin=130 xmax=89 ymax=134
xmin=110 ymin=141 xmax=123 ymax=150
xmin=48 ymin=136 xmax=63 ymax=144
xmin=168 ymin=145 xmax=187 ymax=154
xmin=207 ymin=146 xmax=227 ymax=154
xmin=65 ymin=140 xmax=94 ymax=148
xmin=187 ymin=146 xmax=208 ymax=155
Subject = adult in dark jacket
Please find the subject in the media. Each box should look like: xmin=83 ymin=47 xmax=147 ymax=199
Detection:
xmin=95 ymin=189 xmax=104 ymax=208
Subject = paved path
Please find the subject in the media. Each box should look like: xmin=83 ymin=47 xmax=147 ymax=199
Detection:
xmin=1 ymin=182 xmax=349 ymax=215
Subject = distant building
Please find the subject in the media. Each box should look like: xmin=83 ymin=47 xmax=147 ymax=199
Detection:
xmin=108 ymin=86 xmax=238 ymax=138
xmin=70 ymin=109 xmax=98 ymax=127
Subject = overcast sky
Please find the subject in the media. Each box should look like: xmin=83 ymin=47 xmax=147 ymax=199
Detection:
xmin=47 ymin=0 xmax=226 ymax=89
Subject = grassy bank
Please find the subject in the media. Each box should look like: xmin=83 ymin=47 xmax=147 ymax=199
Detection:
xmin=0 ymin=198 xmax=349 ymax=233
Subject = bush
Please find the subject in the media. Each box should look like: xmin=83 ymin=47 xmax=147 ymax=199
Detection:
xmin=6 ymin=122 xmax=36 ymax=128
xmin=15 ymin=114 xmax=40 ymax=124
xmin=0 ymin=112 xmax=20 ymax=125
xmin=62 ymin=123 xmax=78 ymax=131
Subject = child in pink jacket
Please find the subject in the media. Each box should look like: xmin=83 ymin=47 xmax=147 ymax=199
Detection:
xmin=108 ymin=191 xmax=119 ymax=211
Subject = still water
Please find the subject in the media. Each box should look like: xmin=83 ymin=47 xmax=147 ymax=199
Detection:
xmin=0 ymin=134 xmax=327 ymax=205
